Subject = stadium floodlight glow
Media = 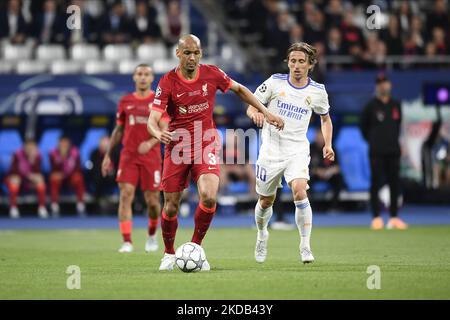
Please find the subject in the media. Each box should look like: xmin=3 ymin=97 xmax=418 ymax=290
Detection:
xmin=437 ymin=88 xmax=449 ymax=104
xmin=423 ymin=83 xmax=450 ymax=105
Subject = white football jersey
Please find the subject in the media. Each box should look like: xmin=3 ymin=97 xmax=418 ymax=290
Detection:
xmin=254 ymin=74 xmax=330 ymax=161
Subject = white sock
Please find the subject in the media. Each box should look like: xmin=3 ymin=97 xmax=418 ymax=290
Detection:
xmin=255 ymin=201 xmax=273 ymax=240
xmin=294 ymin=198 xmax=312 ymax=249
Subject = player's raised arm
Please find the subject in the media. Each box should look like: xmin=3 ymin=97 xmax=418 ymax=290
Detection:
xmin=229 ymin=80 xmax=284 ymax=130
xmin=320 ymin=113 xmax=335 ymax=161
xmin=101 ymin=124 xmax=124 ymax=177
xmin=147 ymin=110 xmax=173 ymax=144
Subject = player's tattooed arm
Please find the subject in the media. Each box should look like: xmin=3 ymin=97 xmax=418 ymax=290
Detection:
xmin=246 ymin=105 xmax=264 ymax=128
xmin=229 ymin=80 xmax=284 ymax=130
xmin=101 ymin=124 xmax=124 ymax=176
xmin=148 ymin=110 xmax=173 ymax=144
xmin=320 ymin=114 xmax=335 ymax=161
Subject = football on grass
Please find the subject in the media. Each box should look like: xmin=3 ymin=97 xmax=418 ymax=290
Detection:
xmin=175 ymin=242 xmax=205 ymax=272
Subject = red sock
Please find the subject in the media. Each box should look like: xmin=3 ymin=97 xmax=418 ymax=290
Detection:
xmin=119 ymin=220 xmax=132 ymax=243
xmin=8 ymin=182 xmax=19 ymax=207
xmin=148 ymin=217 xmax=159 ymax=236
xmin=191 ymin=202 xmax=216 ymax=245
xmin=161 ymin=210 xmax=178 ymax=254
xmin=36 ymin=183 xmax=46 ymax=207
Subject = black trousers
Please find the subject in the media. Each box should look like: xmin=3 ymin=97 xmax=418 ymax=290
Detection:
xmin=369 ymin=155 xmax=400 ymax=218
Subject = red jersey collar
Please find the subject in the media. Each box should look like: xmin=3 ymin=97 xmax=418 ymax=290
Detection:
xmin=133 ymin=91 xmax=154 ymax=100
xmin=176 ymin=65 xmax=201 ymax=84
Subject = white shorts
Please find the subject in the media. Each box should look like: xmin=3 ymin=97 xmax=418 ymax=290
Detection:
xmin=255 ymin=153 xmax=310 ymax=197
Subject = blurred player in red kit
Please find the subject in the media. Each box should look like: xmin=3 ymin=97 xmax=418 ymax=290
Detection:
xmin=148 ymin=34 xmax=284 ymax=271
xmin=49 ymin=135 xmax=86 ymax=217
xmin=102 ymin=64 xmax=169 ymax=253
xmin=6 ymin=138 xmax=48 ymax=219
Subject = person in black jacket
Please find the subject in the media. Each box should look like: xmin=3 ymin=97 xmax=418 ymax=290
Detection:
xmin=0 ymin=0 xmax=29 ymax=44
xmin=360 ymin=73 xmax=408 ymax=230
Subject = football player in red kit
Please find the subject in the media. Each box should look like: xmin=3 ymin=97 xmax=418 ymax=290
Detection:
xmin=49 ymin=135 xmax=86 ymax=217
xmin=6 ymin=139 xmax=48 ymax=219
xmin=102 ymin=64 xmax=169 ymax=253
xmin=148 ymin=34 xmax=284 ymax=271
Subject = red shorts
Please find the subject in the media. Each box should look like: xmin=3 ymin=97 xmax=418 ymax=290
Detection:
xmin=161 ymin=146 xmax=220 ymax=193
xmin=116 ymin=153 xmax=162 ymax=191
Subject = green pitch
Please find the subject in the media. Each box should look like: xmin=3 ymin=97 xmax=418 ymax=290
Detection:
xmin=1 ymin=226 xmax=450 ymax=299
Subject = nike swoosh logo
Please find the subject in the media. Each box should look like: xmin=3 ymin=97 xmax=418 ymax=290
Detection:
xmin=208 ymin=167 xmax=215 ymax=170
xmin=176 ymin=93 xmax=186 ymax=98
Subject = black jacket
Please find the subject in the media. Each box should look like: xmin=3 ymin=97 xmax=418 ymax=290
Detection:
xmin=360 ymin=97 xmax=402 ymax=156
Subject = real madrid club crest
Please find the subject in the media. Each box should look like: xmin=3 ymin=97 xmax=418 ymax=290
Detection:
xmin=305 ymin=96 xmax=312 ymax=106
xmin=202 ymin=83 xmax=208 ymax=96
xmin=179 ymin=105 xmax=187 ymax=115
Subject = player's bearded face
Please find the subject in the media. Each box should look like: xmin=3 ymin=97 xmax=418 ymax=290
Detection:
xmin=377 ymin=81 xmax=392 ymax=97
xmin=288 ymin=51 xmax=311 ymax=81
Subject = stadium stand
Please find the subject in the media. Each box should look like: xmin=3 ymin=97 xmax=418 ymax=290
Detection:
xmin=1 ymin=0 xmax=449 ymax=216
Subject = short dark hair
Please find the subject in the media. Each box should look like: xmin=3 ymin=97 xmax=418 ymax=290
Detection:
xmin=59 ymin=134 xmax=71 ymax=142
xmin=285 ymin=42 xmax=317 ymax=70
xmin=134 ymin=63 xmax=153 ymax=73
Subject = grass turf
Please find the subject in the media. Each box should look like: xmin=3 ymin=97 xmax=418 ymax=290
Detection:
xmin=0 ymin=226 xmax=449 ymax=299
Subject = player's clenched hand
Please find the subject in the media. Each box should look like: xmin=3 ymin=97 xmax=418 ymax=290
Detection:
xmin=265 ymin=112 xmax=284 ymax=130
xmin=101 ymin=155 xmax=112 ymax=177
xmin=323 ymin=145 xmax=335 ymax=161
xmin=251 ymin=112 xmax=265 ymax=128
xmin=158 ymin=130 xmax=173 ymax=144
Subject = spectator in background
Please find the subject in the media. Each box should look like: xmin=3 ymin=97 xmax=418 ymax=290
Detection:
xmin=0 ymin=0 xmax=29 ymax=44
xmin=98 ymin=1 xmax=130 ymax=45
xmin=324 ymin=0 xmax=344 ymax=28
xmin=32 ymin=0 xmax=66 ymax=44
xmin=304 ymin=8 xmax=326 ymax=45
xmin=430 ymin=27 xmax=448 ymax=55
xmin=5 ymin=139 xmax=48 ymax=219
xmin=159 ymin=0 xmax=189 ymax=46
xmin=310 ymin=131 xmax=343 ymax=212
xmin=403 ymin=31 xmax=423 ymax=56
xmin=340 ymin=11 xmax=365 ymax=54
xmin=87 ymin=135 xmax=118 ymax=214
xmin=130 ymin=0 xmax=162 ymax=44
xmin=380 ymin=15 xmax=403 ymax=55
xmin=326 ymin=27 xmax=346 ymax=56
xmin=396 ymin=0 xmax=413 ymax=38
xmin=426 ymin=0 xmax=450 ymax=37
xmin=360 ymin=74 xmax=408 ymax=230
xmin=363 ymin=33 xmax=387 ymax=69
xmin=49 ymin=135 xmax=86 ymax=217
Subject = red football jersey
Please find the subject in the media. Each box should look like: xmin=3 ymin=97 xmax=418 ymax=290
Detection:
xmin=152 ymin=64 xmax=232 ymax=154
xmin=116 ymin=92 xmax=169 ymax=162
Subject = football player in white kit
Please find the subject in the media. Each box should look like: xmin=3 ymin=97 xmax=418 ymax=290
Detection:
xmin=247 ymin=42 xmax=335 ymax=264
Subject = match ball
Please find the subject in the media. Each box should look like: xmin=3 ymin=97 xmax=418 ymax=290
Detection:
xmin=175 ymin=242 xmax=206 ymax=273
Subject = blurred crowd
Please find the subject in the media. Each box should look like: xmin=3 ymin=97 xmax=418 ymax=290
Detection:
xmin=224 ymin=0 xmax=450 ymax=70
xmin=0 ymin=0 xmax=188 ymax=48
